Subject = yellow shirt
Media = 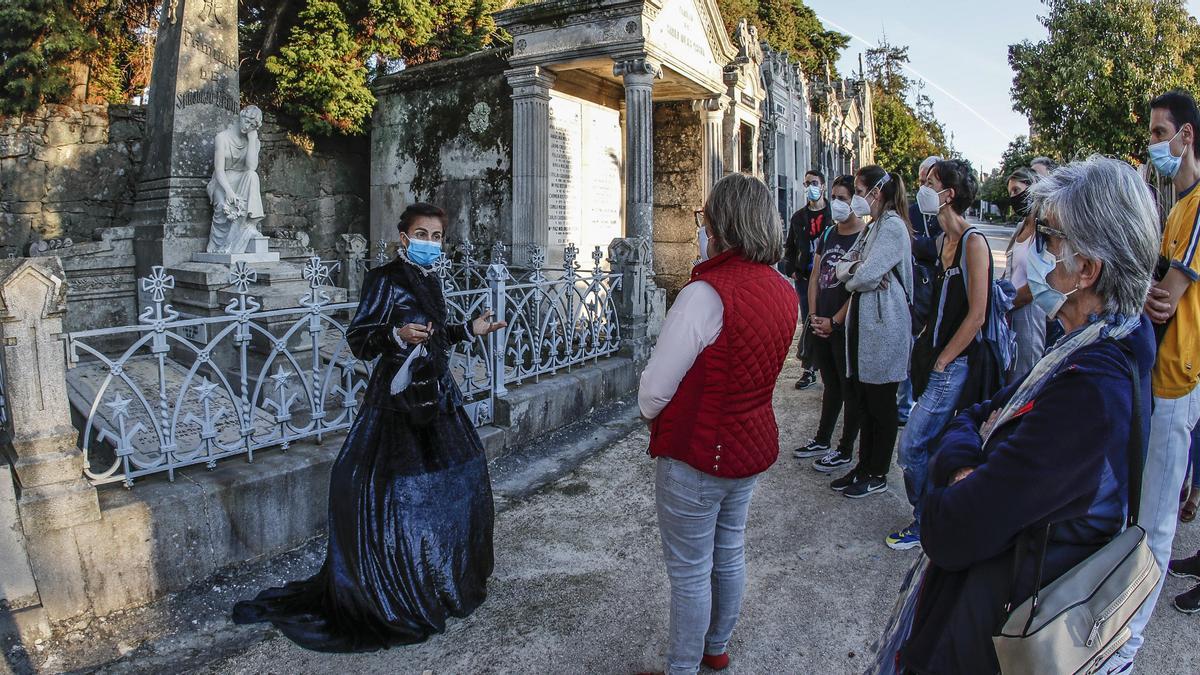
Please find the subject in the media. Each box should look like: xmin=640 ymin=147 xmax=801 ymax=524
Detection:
xmin=1153 ymin=181 xmax=1200 ymax=399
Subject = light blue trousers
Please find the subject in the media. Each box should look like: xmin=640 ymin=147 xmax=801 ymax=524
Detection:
xmin=655 ymin=458 xmax=758 ymax=675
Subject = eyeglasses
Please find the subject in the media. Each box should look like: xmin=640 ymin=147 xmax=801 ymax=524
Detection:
xmin=694 ymin=209 xmax=706 ymax=229
xmin=1034 ymin=218 xmax=1069 ymax=253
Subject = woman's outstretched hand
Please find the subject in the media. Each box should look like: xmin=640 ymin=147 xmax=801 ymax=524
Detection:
xmin=471 ymin=310 xmax=508 ymax=337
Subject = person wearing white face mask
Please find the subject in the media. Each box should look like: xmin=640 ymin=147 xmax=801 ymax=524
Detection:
xmin=793 ymin=176 xmax=866 ymax=472
xmin=887 ymin=159 xmax=990 ymax=552
xmin=783 ymin=170 xmax=833 ymax=390
xmin=827 ymin=166 xmax=913 ymax=498
xmin=1103 ymin=89 xmax=1200 ymax=674
xmin=639 ymin=174 xmax=797 ymax=675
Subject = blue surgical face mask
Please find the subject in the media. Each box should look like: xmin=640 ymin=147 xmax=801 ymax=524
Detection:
xmin=806 ymin=184 xmax=822 ymax=203
xmin=1149 ymin=127 xmax=1185 ymax=178
xmin=697 ymin=226 xmax=711 ymax=261
xmin=1026 ymin=245 xmax=1077 ymax=319
xmin=404 ymin=236 xmax=443 ymax=267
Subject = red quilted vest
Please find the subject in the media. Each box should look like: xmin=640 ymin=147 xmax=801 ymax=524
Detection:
xmin=648 ymin=250 xmax=799 ymax=478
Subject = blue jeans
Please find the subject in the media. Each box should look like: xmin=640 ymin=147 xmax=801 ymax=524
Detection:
xmin=1117 ymin=387 xmax=1200 ymax=660
xmin=897 ymin=377 xmax=914 ymax=423
xmin=1190 ymin=423 xmax=1200 ymax=489
xmin=897 ymin=356 xmax=969 ymax=531
xmin=655 ymin=458 xmax=759 ymax=675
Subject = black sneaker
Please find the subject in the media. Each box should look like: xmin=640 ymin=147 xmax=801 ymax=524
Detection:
xmin=830 ymin=471 xmax=861 ymax=492
xmin=1169 ymin=552 xmax=1200 ymax=580
xmin=794 ymin=370 xmax=818 ymax=390
xmin=793 ymin=440 xmax=831 ymax=458
xmin=1174 ymin=583 xmax=1200 ymax=613
xmin=844 ymin=475 xmax=888 ymax=499
xmin=813 ymin=449 xmax=853 ymax=473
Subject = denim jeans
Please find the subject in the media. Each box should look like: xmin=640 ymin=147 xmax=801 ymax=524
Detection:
xmin=897 ymin=356 xmax=969 ymax=531
xmin=655 ymin=458 xmax=759 ymax=675
xmin=1117 ymin=386 xmax=1200 ymax=660
xmin=896 ymin=377 xmax=914 ymax=423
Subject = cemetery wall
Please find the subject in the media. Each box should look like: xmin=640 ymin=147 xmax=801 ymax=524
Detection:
xmin=0 ymin=104 xmax=143 ymax=258
xmin=371 ymin=50 xmax=513 ymax=249
xmin=652 ymin=101 xmax=706 ymax=294
xmin=0 ymin=104 xmax=368 ymax=261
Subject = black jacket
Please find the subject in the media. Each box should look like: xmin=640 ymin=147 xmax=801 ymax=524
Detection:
xmin=345 ymin=257 xmax=473 ymax=415
xmin=783 ymin=203 xmax=832 ymax=278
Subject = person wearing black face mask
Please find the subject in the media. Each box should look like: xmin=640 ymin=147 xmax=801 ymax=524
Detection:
xmin=1002 ymin=167 xmax=1048 ymax=380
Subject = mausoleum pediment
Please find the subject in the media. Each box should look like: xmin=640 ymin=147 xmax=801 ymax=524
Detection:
xmin=496 ymin=0 xmax=736 ymax=97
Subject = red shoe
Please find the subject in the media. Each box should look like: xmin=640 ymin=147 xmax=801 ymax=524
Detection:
xmin=702 ymin=652 xmax=730 ymax=670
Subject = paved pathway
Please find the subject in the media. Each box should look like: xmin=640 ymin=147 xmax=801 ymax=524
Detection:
xmin=196 ymin=348 xmax=1200 ymax=675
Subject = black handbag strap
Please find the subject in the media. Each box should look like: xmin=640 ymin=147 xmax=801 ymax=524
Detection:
xmin=1002 ymin=338 xmax=1144 ymax=621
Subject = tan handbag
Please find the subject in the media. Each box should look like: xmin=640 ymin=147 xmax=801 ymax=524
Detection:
xmin=992 ymin=345 xmax=1160 ymax=674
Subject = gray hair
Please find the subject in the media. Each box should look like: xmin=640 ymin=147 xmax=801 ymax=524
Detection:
xmin=1028 ymin=155 xmax=1160 ymax=317
xmin=1031 ymin=156 xmax=1057 ymax=172
xmin=704 ymin=173 xmax=783 ymax=264
xmin=919 ymin=155 xmax=943 ymax=175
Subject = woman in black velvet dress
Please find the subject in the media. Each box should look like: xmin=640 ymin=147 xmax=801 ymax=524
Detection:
xmin=232 ymin=202 xmax=506 ymax=652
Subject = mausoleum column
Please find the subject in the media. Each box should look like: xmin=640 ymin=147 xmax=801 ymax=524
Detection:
xmin=505 ymin=66 xmax=556 ymax=265
xmin=696 ymin=96 xmax=727 ymax=196
xmin=614 ymin=58 xmax=662 ymax=241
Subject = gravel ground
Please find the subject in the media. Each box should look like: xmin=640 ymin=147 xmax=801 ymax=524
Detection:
xmin=166 ymin=350 xmax=1200 ymax=675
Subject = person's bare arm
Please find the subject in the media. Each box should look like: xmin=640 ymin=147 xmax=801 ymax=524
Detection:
xmin=244 ymin=129 xmax=259 ymax=172
xmin=1012 ymin=284 xmax=1032 ymax=310
xmin=1145 ymin=267 xmax=1192 ymax=324
xmin=807 ymin=253 xmax=820 ymax=317
xmin=935 ymin=234 xmax=989 ymax=370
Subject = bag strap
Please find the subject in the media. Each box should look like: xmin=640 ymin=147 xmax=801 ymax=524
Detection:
xmin=1004 ymin=338 xmax=1145 ymax=622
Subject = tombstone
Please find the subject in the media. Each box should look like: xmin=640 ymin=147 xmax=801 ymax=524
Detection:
xmin=129 ymin=0 xmax=242 ymax=281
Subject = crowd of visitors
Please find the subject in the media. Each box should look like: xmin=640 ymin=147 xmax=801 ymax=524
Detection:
xmin=634 ymin=89 xmax=1200 ymax=674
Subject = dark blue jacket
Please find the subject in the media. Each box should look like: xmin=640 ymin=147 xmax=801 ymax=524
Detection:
xmin=909 ymin=201 xmax=942 ymax=265
xmin=901 ymin=316 xmax=1155 ymax=675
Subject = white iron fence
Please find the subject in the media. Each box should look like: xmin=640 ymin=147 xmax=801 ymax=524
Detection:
xmin=65 ymin=242 xmax=622 ymax=487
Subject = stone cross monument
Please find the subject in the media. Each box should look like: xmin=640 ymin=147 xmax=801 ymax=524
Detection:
xmin=129 ymin=0 xmax=241 ymax=279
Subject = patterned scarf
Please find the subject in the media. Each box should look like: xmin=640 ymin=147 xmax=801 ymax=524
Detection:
xmin=979 ymin=314 xmax=1141 ymax=446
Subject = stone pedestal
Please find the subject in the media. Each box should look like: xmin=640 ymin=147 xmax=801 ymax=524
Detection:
xmin=130 ymin=0 xmax=241 ymax=280
xmin=191 ymin=236 xmax=281 ymax=265
xmin=608 ymin=237 xmax=664 ymax=364
xmin=614 ymin=58 xmax=662 ymax=241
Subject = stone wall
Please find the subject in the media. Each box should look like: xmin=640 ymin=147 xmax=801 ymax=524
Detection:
xmin=0 ymin=104 xmax=369 ymax=263
xmin=0 ymin=104 xmax=144 ymax=258
xmin=371 ymin=50 xmax=513 ymax=250
xmin=652 ymin=101 xmax=705 ymax=293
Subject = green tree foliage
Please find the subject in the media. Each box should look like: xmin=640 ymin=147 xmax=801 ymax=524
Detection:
xmin=241 ymin=0 xmax=502 ymax=136
xmin=1010 ymin=0 xmax=1200 ymax=162
xmin=0 ymin=0 xmax=155 ymax=113
xmin=716 ymin=0 xmax=849 ymax=77
xmin=266 ymin=0 xmax=374 ymax=136
xmin=864 ymin=35 xmax=951 ymax=183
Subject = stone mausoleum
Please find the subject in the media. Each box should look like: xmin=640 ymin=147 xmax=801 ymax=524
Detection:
xmin=0 ymin=0 xmax=874 ymax=644
xmin=371 ymin=0 xmax=875 ymax=292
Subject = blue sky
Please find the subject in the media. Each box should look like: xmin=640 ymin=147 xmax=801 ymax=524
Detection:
xmin=805 ymin=0 xmax=1200 ymax=173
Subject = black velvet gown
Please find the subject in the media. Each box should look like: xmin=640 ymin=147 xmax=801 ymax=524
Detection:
xmin=232 ymin=255 xmax=495 ymax=652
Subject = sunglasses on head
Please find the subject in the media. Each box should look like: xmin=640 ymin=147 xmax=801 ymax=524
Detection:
xmin=694 ymin=209 xmax=706 ymax=229
xmin=1034 ymin=218 xmax=1069 ymax=252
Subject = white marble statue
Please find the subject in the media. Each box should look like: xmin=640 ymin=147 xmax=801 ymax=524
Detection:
xmin=206 ymin=106 xmax=266 ymax=255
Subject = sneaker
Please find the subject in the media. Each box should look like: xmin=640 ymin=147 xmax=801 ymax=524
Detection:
xmin=1174 ymin=583 xmax=1200 ymax=613
xmin=844 ymin=475 xmax=888 ymax=499
xmin=794 ymin=370 xmax=818 ymax=390
xmin=830 ymin=470 xmax=862 ymax=492
xmin=793 ymin=439 xmax=830 ymax=458
xmin=1169 ymin=552 xmax=1200 ymax=580
xmin=813 ymin=449 xmax=853 ymax=473
xmin=885 ymin=524 xmax=921 ymax=551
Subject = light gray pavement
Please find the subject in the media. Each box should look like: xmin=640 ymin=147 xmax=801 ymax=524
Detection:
xmin=187 ymin=343 xmax=1200 ymax=675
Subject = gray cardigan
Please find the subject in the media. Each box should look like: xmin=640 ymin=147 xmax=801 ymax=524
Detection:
xmin=835 ymin=210 xmax=913 ymax=384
